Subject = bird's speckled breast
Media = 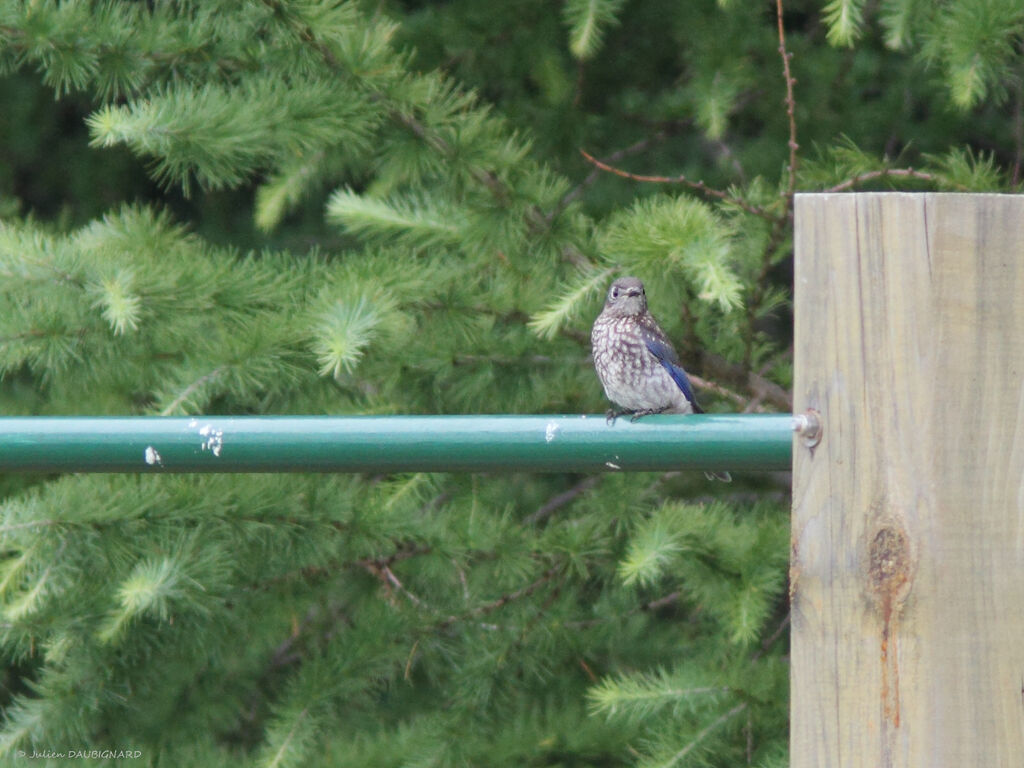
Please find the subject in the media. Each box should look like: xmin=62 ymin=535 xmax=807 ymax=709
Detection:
xmin=591 ymin=316 xmax=693 ymax=414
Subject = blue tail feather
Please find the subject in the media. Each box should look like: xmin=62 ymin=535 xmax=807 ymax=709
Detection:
xmin=643 ymin=338 xmax=700 ymax=409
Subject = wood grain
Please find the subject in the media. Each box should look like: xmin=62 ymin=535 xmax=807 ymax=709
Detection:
xmin=791 ymin=193 xmax=1024 ymax=767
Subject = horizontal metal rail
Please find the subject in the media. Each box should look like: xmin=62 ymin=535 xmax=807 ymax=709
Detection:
xmin=0 ymin=415 xmax=793 ymax=473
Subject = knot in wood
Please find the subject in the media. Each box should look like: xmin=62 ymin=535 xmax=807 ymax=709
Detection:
xmin=868 ymin=525 xmax=911 ymax=599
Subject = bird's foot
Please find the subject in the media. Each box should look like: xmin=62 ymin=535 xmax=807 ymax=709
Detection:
xmin=605 ymin=408 xmax=623 ymax=425
xmin=628 ymin=407 xmax=666 ymax=423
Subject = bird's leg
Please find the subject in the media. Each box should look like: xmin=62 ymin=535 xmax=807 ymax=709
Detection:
xmin=629 ymin=407 xmax=667 ymax=422
xmin=605 ymin=408 xmax=626 ymax=425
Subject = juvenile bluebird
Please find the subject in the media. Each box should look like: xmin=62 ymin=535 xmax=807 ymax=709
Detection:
xmin=592 ymin=276 xmax=730 ymax=480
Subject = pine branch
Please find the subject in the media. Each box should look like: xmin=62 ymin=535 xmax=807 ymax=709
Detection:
xmin=325 ymin=189 xmax=465 ymax=245
xmin=591 ymin=676 xmax=730 ymax=721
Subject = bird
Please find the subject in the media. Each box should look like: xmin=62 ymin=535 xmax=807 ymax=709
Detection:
xmin=591 ymin=276 xmax=730 ymax=481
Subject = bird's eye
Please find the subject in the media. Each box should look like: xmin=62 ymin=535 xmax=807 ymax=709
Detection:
xmin=611 ymin=288 xmax=619 ymax=298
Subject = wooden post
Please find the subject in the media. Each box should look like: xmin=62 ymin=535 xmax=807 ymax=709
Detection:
xmin=791 ymin=193 xmax=1024 ymax=766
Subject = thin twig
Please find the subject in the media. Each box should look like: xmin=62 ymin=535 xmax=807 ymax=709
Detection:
xmin=355 ymin=544 xmax=433 ymax=571
xmin=642 ymin=591 xmax=682 ymax=612
xmin=712 ymin=137 xmax=748 ymax=184
xmin=266 ymin=605 xmax=320 ymax=671
xmin=564 ymin=589 xmax=683 ymax=629
xmin=825 ymin=167 xmax=952 ymax=192
xmin=160 ymin=365 xmax=228 ymax=415
xmin=439 ymin=565 xmax=561 ymax=628
xmin=742 ymin=0 xmax=800 ymax=370
xmin=523 ymin=476 xmax=600 ymax=524
xmin=776 ymin=0 xmax=798 ymax=211
xmin=357 ymin=545 xmax=434 ymax=607
xmin=697 ymin=352 xmax=793 ymax=411
xmin=453 ymin=558 xmax=471 ymax=602
xmin=579 ymin=149 xmax=773 ymax=220
xmin=756 ymin=611 xmax=790 ymax=659
xmin=687 ymin=373 xmax=772 ymax=413
xmin=667 ymin=702 xmax=749 ymax=765
xmin=360 ymin=559 xmax=428 ymax=607
xmin=0 ymin=519 xmax=61 ymax=533
xmin=381 ymin=564 xmax=426 ymax=607
xmin=552 ymin=130 xmax=674 ymax=219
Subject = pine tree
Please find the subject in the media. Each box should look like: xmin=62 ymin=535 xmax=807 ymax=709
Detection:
xmin=0 ymin=0 xmax=1017 ymax=766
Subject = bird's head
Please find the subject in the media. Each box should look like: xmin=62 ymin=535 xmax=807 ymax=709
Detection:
xmin=602 ymin=276 xmax=648 ymax=317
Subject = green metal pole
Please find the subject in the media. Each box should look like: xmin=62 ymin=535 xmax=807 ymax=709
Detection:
xmin=0 ymin=415 xmax=793 ymax=473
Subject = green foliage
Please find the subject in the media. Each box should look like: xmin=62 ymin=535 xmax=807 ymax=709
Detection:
xmin=600 ymin=195 xmax=743 ymax=312
xmin=823 ymin=0 xmax=1024 ymax=110
xmin=325 ymin=188 xmax=466 ymax=247
xmin=619 ymin=502 xmax=788 ymax=646
xmin=563 ymin=0 xmax=627 ymax=60
xmin=923 ymin=146 xmax=1005 ymax=190
xmin=589 ymin=667 xmax=732 ymax=725
xmin=919 ymin=0 xmax=1024 ymax=109
xmin=89 ymin=77 xmax=379 ymax=193
xmin=528 ymin=264 xmax=614 ymax=340
xmin=0 ymin=0 xmax=1016 ymax=765
xmin=691 ymin=71 xmax=744 ymax=141
xmin=312 ymin=291 xmax=403 ymax=379
xmin=802 ymin=135 xmax=1006 ymax=191
xmin=824 ymin=0 xmax=868 ymax=46
xmin=880 ymin=0 xmax=929 ymax=50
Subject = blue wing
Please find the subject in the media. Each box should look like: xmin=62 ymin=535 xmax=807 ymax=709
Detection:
xmin=644 ymin=338 xmax=703 ymax=413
